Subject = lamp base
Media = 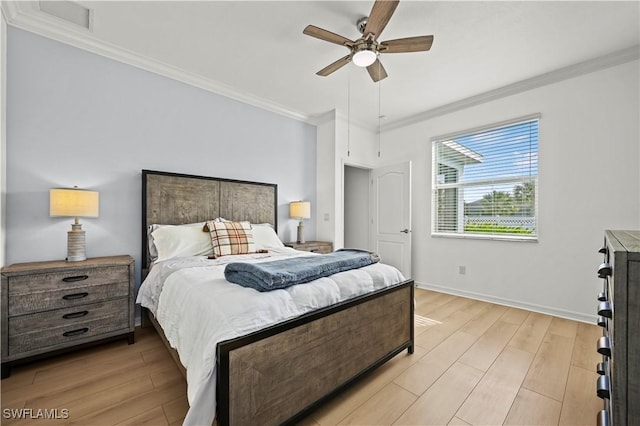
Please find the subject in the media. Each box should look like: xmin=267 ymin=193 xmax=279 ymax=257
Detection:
xmin=67 ymin=223 xmax=87 ymax=262
xmin=297 ymin=221 xmax=305 ymax=244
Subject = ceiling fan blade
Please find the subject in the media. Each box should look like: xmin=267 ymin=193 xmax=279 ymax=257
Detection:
xmin=303 ymin=25 xmax=354 ymax=47
xmin=380 ymin=35 xmax=434 ymax=53
xmin=366 ymin=58 xmax=388 ymax=82
xmin=317 ymin=55 xmax=352 ymax=77
xmin=363 ymin=0 xmax=399 ymax=40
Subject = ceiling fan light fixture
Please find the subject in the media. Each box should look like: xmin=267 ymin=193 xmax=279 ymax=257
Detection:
xmin=352 ymin=49 xmax=377 ymax=67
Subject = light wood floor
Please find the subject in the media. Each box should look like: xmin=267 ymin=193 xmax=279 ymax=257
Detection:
xmin=1 ymin=288 xmax=603 ymax=425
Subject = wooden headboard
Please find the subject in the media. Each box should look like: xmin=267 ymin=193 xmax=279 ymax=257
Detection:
xmin=141 ymin=169 xmax=277 ymax=273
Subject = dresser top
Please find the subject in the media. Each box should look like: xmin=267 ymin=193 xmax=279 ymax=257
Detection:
xmin=1 ymin=255 xmax=134 ymax=276
xmin=606 ymin=230 xmax=640 ymax=257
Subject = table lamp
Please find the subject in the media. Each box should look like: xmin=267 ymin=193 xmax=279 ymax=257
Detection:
xmin=50 ymin=187 xmax=99 ymax=262
xmin=290 ymin=201 xmax=311 ymax=244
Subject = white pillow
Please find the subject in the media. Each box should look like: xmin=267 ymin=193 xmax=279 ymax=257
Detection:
xmin=252 ymin=223 xmax=285 ymax=249
xmin=151 ymin=222 xmax=213 ymax=262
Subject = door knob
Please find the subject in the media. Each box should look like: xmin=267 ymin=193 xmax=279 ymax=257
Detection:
xmin=400 ymin=229 xmax=409 ymax=234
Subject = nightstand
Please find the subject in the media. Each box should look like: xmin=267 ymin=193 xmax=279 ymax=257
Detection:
xmin=285 ymin=241 xmax=333 ymax=254
xmin=1 ymin=255 xmax=135 ymax=379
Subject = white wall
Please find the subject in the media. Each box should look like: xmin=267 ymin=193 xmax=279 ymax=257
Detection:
xmin=5 ymin=27 xmax=317 ymax=283
xmin=315 ymin=112 xmax=337 ymax=245
xmin=0 ymin=13 xmax=6 ymax=268
xmin=380 ymin=60 xmax=640 ymax=322
xmin=315 ymin=111 xmax=379 ymax=250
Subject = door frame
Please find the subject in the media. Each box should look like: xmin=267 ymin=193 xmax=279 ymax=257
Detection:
xmin=343 ymin=160 xmax=412 ymax=277
xmin=343 ymin=161 xmax=374 ymax=251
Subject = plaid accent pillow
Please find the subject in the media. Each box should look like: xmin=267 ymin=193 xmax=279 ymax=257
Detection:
xmin=204 ymin=220 xmax=256 ymax=258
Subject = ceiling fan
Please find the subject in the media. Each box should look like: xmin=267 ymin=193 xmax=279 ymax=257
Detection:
xmin=303 ymin=0 xmax=434 ymax=82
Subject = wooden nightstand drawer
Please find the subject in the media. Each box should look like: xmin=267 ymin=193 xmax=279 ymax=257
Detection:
xmin=9 ymin=304 xmax=129 ymax=355
xmin=285 ymin=241 xmax=333 ymax=254
xmin=8 ymin=278 xmax=129 ymax=316
xmin=9 ymin=298 xmax=129 ymax=336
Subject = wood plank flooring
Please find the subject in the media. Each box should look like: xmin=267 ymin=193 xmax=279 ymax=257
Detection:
xmin=0 ymin=288 xmax=603 ymax=425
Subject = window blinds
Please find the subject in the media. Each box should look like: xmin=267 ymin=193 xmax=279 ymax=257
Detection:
xmin=432 ymin=117 xmax=539 ymax=239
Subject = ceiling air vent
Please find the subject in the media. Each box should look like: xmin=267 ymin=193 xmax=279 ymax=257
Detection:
xmin=38 ymin=1 xmax=92 ymax=31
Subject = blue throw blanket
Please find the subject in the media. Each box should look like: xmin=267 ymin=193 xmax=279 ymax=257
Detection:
xmin=224 ymin=249 xmax=380 ymax=292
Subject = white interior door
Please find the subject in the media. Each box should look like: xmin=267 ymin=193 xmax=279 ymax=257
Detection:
xmin=370 ymin=161 xmax=412 ymax=278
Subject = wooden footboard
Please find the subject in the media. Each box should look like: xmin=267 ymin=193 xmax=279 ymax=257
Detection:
xmin=217 ymin=280 xmax=414 ymax=426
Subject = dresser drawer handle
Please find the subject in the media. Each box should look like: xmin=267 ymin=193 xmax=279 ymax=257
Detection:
xmin=597 ymin=316 xmax=607 ymax=328
xmin=62 ymin=327 xmax=89 ymax=337
xmin=62 ymin=292 xmax=89 ymax=300
xmin=596 ymin=375 xmax=611 ymax=399
xmin=597 ymin=409 xmax=609 ymax=426
xmin=62 ymin=275 xmax=89 ymax=282
xmin=597 ymin=301 xmax=612 ymax=318
xmin=598 ymin=246 xmax=607 ymax=255
xmin=62 ymin=310 xmax=89 ymax=319
xmin=597 ymin=336 xmax=611 ymax=357
xmin=596 ymin=361 xmax=607 ymax=375
xmin=597 ymin=291 xmax=607 ymax=302
xmin=597 ymin=263 xmax=612 ymax=278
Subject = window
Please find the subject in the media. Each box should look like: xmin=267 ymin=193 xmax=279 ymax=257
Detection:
xmin=432 ymin=116 xmax=539 ymax=240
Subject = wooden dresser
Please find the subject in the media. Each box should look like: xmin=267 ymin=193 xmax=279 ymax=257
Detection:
xmin=285 ymin=241 xmax=333 ymax=254
xmin=1 ymin=255 xmax=135 ymax=378
xmin=595 ymin=230 xmax=639 ymax=426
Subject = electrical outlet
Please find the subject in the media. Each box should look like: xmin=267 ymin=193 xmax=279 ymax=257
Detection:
xmin=458 ymin=265 xmax=466 ymax=275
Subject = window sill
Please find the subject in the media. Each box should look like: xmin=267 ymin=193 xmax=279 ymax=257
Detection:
xmin=431 ymin=232 xmax=538 ymax=243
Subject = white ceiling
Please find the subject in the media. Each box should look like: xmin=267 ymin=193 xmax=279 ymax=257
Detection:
xmin=4 ymin=1 xmax=640 ymax=129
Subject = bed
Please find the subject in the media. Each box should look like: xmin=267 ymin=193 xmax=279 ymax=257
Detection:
xmin=137 ymin=169 xmax=415 ymax=426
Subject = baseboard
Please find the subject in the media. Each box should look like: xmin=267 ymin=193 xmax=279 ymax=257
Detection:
xmin=415 ymin=281 xmax=596 ymax=324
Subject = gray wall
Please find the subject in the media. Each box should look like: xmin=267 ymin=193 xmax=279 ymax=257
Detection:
xmin=5 ymin=27 xmax=317 ymax=284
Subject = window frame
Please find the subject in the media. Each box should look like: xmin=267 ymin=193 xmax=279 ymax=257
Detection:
xmin=431 ymin=114 xmax=540 ymax=242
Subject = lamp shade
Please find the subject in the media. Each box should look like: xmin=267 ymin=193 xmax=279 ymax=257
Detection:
xmin=50 ymin=188 xmax=99 ymax=218
xmin=289 ymin=201 xmax=311 ymax=220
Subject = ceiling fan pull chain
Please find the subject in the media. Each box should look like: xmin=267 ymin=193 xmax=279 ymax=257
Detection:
xmin=378 ymin=65 xmax=381 ymax=158
xmin=347 ymin=69 xmax=351 ymax=157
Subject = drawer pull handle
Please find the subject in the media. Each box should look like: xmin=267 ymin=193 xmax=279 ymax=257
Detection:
xmin=597 ymin=263 xmax=612 ymax=278
xmin=597 ymin=291 xmax=607 ymax=302
xmin=62 ymin=292 xmax=89 ymax=300
xmin=62 ymin=327 xmax=89 ymax=337
xmin=596 ymin=361 xmax=607 ymax=375
xmin=597 ymin=301 xmax=612 ymax=318
xmin=597 ymin=409 xmax=609 ymax=426
xmin=62 ymin=310 xmax=89 ymax=319
xmin=597 ymin=336 xmax=611 ymax=357
xmin=598 ymin=246 xmax=607 ymax=254
xmin=62 ymin=275 xmax=89 ymax=282
xmin=597 ymin=316 xmax=607 ymax=328
xmin=596 ymin=375 xmax=611 ymax=399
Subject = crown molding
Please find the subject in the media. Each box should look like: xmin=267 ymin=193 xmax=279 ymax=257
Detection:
xmin=382 ymin=45 xmax=640 ymax=132
xmin=310 ymin=109 xmax=371 ymax=131
xmin=1 ymin=1 xmax=312 ymax=124
xmin=0 ymin=1 xmax=18 ymax=22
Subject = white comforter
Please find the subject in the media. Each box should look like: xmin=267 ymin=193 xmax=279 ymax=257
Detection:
xmin=136 ymin=247 xmax=405 ymax=425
